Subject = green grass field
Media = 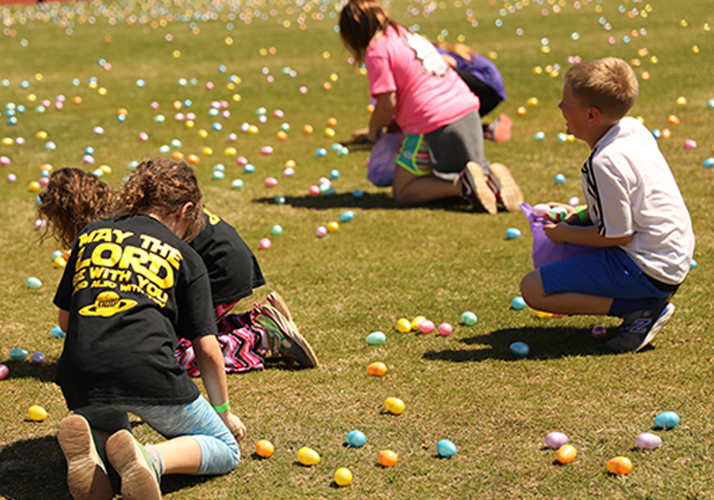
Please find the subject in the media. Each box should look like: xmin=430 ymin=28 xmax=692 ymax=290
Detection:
xmin=0 ymin=0 xmax=713 ymax=498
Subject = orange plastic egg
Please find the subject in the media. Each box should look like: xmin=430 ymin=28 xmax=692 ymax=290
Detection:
xmin=378 ymin=450 xmax=398 ymax=467
xmin=557 ymin=444 xmax=577 ymax=464
xmin=366 ymin=362 xmax=387 ymax=377
xmin=607 ymin=456 xmax=633 ymax=474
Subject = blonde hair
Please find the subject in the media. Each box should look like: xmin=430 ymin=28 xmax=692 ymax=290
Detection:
xmin=37 ymin=168 xmax=116 ymax=249
xmin=564 ymin=57 xmax=638 ymax=119
xmin=339 ymin=0 xmax=400 ymax=65
xmin=116 ymin=159 xmax=205 ymax=242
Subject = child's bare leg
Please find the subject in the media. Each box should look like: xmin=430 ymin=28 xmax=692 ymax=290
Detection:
xmin=520 ymin=269 xmax=614 ymax=315
xmin=392 ymin=164 xmax=461 ymax=205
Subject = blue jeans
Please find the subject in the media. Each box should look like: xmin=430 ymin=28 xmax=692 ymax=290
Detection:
xmin=76 ymin=395 xmax=240 ymax=475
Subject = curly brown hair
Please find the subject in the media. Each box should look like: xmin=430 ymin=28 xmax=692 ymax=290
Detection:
xmin=37 ymin=168 xmax=116 ymax=249
xmin=116 ymin=158 xmax=205 ymax=242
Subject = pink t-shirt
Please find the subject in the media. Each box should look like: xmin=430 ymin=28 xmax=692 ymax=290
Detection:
xmin=365 ymin=25 xmax=480 ymax=135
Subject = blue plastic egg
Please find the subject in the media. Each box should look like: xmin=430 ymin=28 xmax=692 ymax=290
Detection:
xmin=346 ymin=430 xmax=366 ymax=447
xmin=275 ymin=196 xmax=286 ymax=204
xmin=352 ymin=189 xmax=364 ymax=198
xmin=437 ymin=439 xmax=457 ymax=457
xmin=652 ymin=129 xmax=662 ymax=139
xmin=50 ymin=326 xmax=66 ymax=338
xmin=244 ymin=164 xmax=256 ymax=173
xmin=26 ymin=277 xmax=42 ymax=289
xmin=329 ymin=169 xmax=341 ymax=179
xmin=10 ymin=348 xmax=29 ymax=361
xmin=703 ymin=157 xmax=714 ymax=169
xmin=690 ymin=259 xmax=697 ymax=269
xmin=315 ymin=148 xmax=327 ymax=157
xmin=365 ymin=331 xmax=386 ymax=345
xmin=511 ymin=296 xmax=526 ymax=310
xmin=653 ymin=411 xmax=680 ymax=429
xmin=461 ymin=311 xmax=478 ymax=326
xmin=554 ymin=173 xmax=567 ymax=185
xmin=505 ymin=228 xmax=522 ymax=240
xmin=339 ymin=210 xmax=354 ymax=223
xmin=510 ymin=342 xmax=530 ymax=358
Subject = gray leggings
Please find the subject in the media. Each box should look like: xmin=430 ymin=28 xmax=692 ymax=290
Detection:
xmin=425 ymin=110 xmax=490 ymax=182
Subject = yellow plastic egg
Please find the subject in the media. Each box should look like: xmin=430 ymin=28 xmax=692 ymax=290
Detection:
xmin=28 ymin=405 xmax=48 ymax=422
xmin=557 ymin=444 xmax=577 ymax=464
xmin=324 ymin=127 xmax=336 ymax=138
xmin=53 ymin=256 xmax=67 ymax=269
xmin=607 ymin=456 xmax=633 ymax=474
xmin=676 ymin=97 xmax=687 ymax=106
xmin=527 ymin=97 xmax=539 ymax=107
xmin=202 ymin=147 xmax=214 ymax=156
xmin=36 ymin=130 xmax=48 ymax=140
xmin=385 ymin=397 xmax=405 ymax=415
xmin=224 ymin=147 xmax=237 ymax=157
xmin=396 ymin=318 xmax=412 ymax=333
xmin=248 ymin=125 xmax=259 ymax=135
xmin=297 ymin=447 xmax=320 ymax=466
xmin=326 ymin=222 xmax=339 ymax=233
xmin=411 ymin=316 xmax=427 ymax=330
xmin=334 ymin=467 xmax=353 ymax=486
xmin=28 ymin=181 xmax=41 ymax=192
xmin=1 ymin=137 xmax=13 ymax=146
xmin=533 ymin=309 xmax=553 ymax=319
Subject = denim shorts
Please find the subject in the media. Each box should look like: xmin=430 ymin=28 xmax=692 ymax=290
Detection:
xmin=540 ymin=247 xmax=673 ymax=300
xmin=76 ymin=394 xmax=240 ymax=475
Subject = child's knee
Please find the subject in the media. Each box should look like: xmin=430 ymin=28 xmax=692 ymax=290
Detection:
xmin=520 ymin=270 xmax=543 ymax=305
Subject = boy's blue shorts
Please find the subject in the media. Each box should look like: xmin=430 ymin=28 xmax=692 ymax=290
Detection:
xmin=540 ymin=247 xmax=672 ymax=300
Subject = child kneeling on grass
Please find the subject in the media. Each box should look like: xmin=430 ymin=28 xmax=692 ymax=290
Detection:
xmin=520 ymin=57 xmax=695 ymax=353
xmin=55 ymin=160 xmax=244 ymax=500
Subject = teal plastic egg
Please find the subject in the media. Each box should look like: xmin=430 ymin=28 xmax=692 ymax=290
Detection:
xmin=26 ymin=277 xmax=42 ymax=289
xmin=653 ymin=411 xmax=680 ymax=429
xmin=510 ymin=342 xmax=530 ymax=357
xmin=366 ymin=331 xmax=386 ymax=345
xmin=461 ymin=311 xmax=477 ymax=326
xmin=437 ymin=439 xmax=457 ymax=457
xmin=10 ymin=348 xmax=29 ymax=361
xmin=346 ymin=430 xmax=366 ymax=447
xmin=505 ymin=228 xmax=522 ymax=239
xmin=511 ymin=296 xmax=526 ymax=310
xmin=339 ymin=210 xmax=354 ymax=223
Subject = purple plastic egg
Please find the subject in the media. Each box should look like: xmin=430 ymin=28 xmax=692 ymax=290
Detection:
xmin=545 ymin=432 xmax=569 ymax=449
xmin=31 ymin=351 xmax=46 ymax=365
xmin=592 ymin=325 xmax=607 ymax=339
xmin=635 ymin=432 xmax=662 ymax=450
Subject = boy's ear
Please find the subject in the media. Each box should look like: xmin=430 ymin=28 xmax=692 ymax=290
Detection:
xmin=587 ymin=106 xmax=602 ymax=125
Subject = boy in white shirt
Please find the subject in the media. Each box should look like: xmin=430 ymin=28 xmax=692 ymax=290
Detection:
xmin=520 ymin=57 xmax=695 ymax=353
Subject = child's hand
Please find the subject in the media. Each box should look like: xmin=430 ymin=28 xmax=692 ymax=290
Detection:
xmin=220 ymin=411 xmax=247 ymax=442
xmin=546 ymin=202 xmax=576 ymax=222
xmin=543 ymin=222 xmax=568 ymax=244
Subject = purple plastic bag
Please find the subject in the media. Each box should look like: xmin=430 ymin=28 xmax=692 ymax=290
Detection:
xmin=520 ymin=203 xmax=599 ymax=269
xmin=367 ymin=131 xmax=404 ymax=187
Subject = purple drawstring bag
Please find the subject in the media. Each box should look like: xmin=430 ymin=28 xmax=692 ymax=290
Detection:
xmin=520 ymin=203 xmax=599 ymax=269
xmin=367 ymin=131 xmax=404 ymax=187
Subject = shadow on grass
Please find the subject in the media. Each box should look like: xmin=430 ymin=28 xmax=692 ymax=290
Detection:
xmin=253 ymin=192 xmax=479 ymax=213
xmin=0 ymin=434 xmax=217 ymax=500
xmin=0 ymin=360 xmax=58 ymax=383
xmin=423 ymin=326 xmax=616 ymax=362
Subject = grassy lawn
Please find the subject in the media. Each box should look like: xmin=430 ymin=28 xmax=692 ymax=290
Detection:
xmin=0 ymin=0 xmax=713 ymax=498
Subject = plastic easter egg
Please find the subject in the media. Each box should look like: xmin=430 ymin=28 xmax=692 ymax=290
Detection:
xmin=283 ymin=168 xmax=295 ymax=177
xmin=411 ymin=316 xmax=427 ymax=329
xmin=461 ymin=311 xmax=478 ymax=326
xmin=396 ymin=318 xmax=412 ymax=333
xmin=28 ymin=405 xmax=48 ymax=422
xmin=367 ymin=362 xmax=387 ymax=377
xmin=259 ymin=238 xmax=271 ymax=250
xmin=557 ymin=132 xmax=567 ymax=143
xmin=510 ymin=342 xmax=530 ymax=358
xmin=316 ymin=226 xmax=327 ymax=238
xmin=212 ymin=170 xmax=225 ymax=180
xmin=326 ymin=222 xmax=339 ymax=233
xmin=532 ymin=203 xmax=550 ymax=217
xmin=653 ymin=411 xmax=680 ymax=429
xmin=31 ymin=351 xmax=46 ymax=365
xmin=438 ymin=322 xmax=453 ymax=337
xmin=378 ymin=450 xmax=398 ymax=467
xmin=533 ymin=309 xmax=553 ymax=319
xmin=255 ymin=439 xmax=274 ymax=458
xmin=511 ymin=296 xmax=526 ymax=310
xmin=231 ymin=179 xmax=244 ymax=190
xmin=275 ymin=196 xmax=286 ymax=205
xmin=667 ymin=114 xmax=679 ymax=126
xmin=50 ymin=326 xmax=66 ymax=338
xmin=365 ymin=331 xmax=386 ymax=345
xmin=7 ymin=174 xmax=17 ymax=183
xmin=607 ymin=456 xmax=633 ymax=474
xmin=0 ymin=364 xmax=8 ymax=380
xmin=545 ymin=432 xmax=568 ymax=449
xmin=244 ymin=164 xmax=256 ymax=174
xmin=418 ymin=320 xmax=435 ymax=334
xmin=592 ymin=325 xmax=607 ymax=339
xmin=554 ymin=173 xmax=567 ymax=185
xmin=385 ymin=397 xmax=405 ymax=415
xmin=10 ymin=348 xmax=29 ymax=361
xmin=264 ymin=177 xmax=278 ymax=188
xmin=557 ymin=444 xmax=577 ymax=464
xmin=437 ymin=440 xmax=457 ymax=457
xmin=517 ymin=106 xmax=527 ymax=116
xmin=346 ymin=430 xmax=367 ymax=447
xmin=690 ymin=259 xmax=697 ymax=269
xmin=683 ymin=139 xmax=697 ymax=149
xmin=334 ymin=467 xmax=352 ymax=486
xmin=652 ymin=129 xmax=662 ymax=139
xmin=505 ymin=228 xmax=522 ymax=240
xmin=703 ymin=158 xmax=714 ymax=168
xmin=261 ymin=146 xmax=273 ymax=156
xmin=353 ymin=189 xmax=364 ymax=198
xmin=339 ymin=210 xmax=354 ymax=223
xmin=329 ymin=169 xmax=341 ymax=179
xmin=550 ymin=207 xmax=568 ymax=221
xmin=297 ymin=447 xmax=320 ymax=466
xmin=635 ymin=432 xmax=662 ymax=450
xmin=271 ymin=225 xmax=283 ymax=236
xmin=533 ymin=131 xmax=546 ymax=141
xmin=309 ymin=185 xmax=321 ymax=197
xmin=315 ymin=148 xmax=327 ymax=157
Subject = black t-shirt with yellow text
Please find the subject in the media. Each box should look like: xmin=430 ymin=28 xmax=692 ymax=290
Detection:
xmin=54 ymin=215 xmax=216 ymax=409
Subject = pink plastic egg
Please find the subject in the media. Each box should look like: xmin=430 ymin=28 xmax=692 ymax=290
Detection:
xmin=261 ymin=146 xmax=274 ymax=156
xmin=259 ymin=238 xmax=271 ymax=250
xmin=283 ymin=168 xmax=295 ymax=177
xmin=264 ymin=177 xmax=278 ymax=188
xmin=419 ymin=320 xmax=435 ymax=334
xmin=683 ymin=139 xmax=697 ymax=149
xmin=236 ymin=156 xmax=248 ymax=166
xmin=438 ymin=322 xmax=453 ymax=336
xmin=309 ymin=185 xmax=321 ymax=197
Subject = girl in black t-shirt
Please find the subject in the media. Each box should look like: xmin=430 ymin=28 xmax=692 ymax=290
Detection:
xmin=53 ymin=160 xmax=245 ymax=500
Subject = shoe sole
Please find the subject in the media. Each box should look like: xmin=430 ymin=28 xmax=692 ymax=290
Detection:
xmin=632 ymin=303 xmax=675 ymax=353
xmin=262 ymin=304 xmax=319 ymax=368
xmin=266 ymin=291 xmax=293 ymax=322
xmin=106 ymin=430 xmax=161 ymax=500
xmin=493 ymin=113 xmax=512 ymax=143
xmin=489 ymin=163 xmax=523 ymax=213
xmin=463 ymin=162 xmax=497 ymax=214
xmin=57 ymin=415 xmax=113 ymax=500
